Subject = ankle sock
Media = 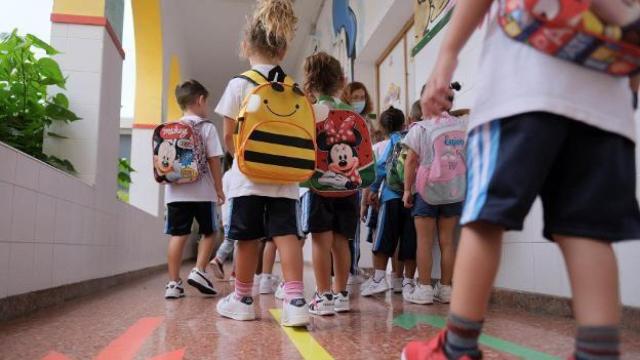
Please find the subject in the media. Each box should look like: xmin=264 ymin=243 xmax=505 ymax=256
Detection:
xmin=234 ymin=279 xmax=253 ymax=299
xmin=283 ymin=281 xmax=304 ymax=303
xmin=444 ymin=313 xmax=484 ymax=359
xmin=373 ymin=270 xmax=386 ymax=282
xmin=575 ymin=326 xmax=619 ymax=360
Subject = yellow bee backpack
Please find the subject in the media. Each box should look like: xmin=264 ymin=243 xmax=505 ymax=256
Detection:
xmin=234 ymin=68 xmax=317 ymax=184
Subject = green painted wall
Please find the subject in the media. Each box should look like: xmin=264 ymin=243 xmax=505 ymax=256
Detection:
xmin=105 ymin=0 xmax=124 ymax=41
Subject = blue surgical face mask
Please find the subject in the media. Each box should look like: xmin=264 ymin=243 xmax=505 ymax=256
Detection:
xmin=352 ymin=101 xmax=366 ymax=114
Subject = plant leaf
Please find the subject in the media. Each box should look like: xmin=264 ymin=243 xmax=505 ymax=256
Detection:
xmin=45 ymin=102 xmax=81 ymax=121
xmin=37 ymin=58 xmax=65 ymax=88
xmin=26 ymin=34 xmax=59 ymax=55
xmin=46 ymin=131 xmax=68 ymax=139
xmin=52 ymin=93 xmax=69 ymax=108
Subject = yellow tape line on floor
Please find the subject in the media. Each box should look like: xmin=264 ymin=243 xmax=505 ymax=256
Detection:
xmin=269 ymin=309 xmax=334 ymax=360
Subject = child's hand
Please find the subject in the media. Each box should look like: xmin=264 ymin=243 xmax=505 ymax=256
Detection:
xmin=217 ymin=191 xmax=226 ymax=205
xmin=360 ymin=204 xmax=368 ymax=223
xmin=402 ymin=191 xmax=414 ymax=209
xmin=368 ymin=192 xmax=379 ymax=208
xmin=421 ymin=53 xmax=458 ymax=118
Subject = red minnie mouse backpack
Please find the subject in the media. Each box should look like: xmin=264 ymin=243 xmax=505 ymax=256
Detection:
xmin=302 ymin=104 xmax=376 ymax=198
xmin=499 ymin=0 xmax=640 ymax=76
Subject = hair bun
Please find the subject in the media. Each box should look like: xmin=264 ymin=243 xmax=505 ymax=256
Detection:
xmin=254 ymin=0 xmax=297 ymax=45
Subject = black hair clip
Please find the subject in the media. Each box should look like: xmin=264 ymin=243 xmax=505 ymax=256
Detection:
xmin=271 ymin=82 xmax=284 ymax=92
xmin=448 ymin=82 xmax=462 ymax=101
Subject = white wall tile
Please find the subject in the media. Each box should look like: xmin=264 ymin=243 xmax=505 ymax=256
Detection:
xmin=14 ymin=155 xmax=40 ymax=191
xmin=614 ymin=243 xmax=640 ymax=307
xmin=53 ymin=244 xmax=78 ymax=286
xmin=532 ymin=243 xmax=571 ymax=298
xmin=33 ymin=243 xmax=54 ymax=291
xmin=0 ymin=182 xmax=13 ymax=243
xmin=50 ymin=23 xmax=69 ymax=38
xmin=63 ymin=37 xmax=104 ymax=73
xmin=67 ymin=24 xmax=104 ymax=40
xmin=496 ymin=243 xmax=536 ymax=292
xmin=10 ymin=187 xmax=37 ymax=242
xmin=63 ymin=71 xmax=102 ymax=106
xmin=54 ymin=200 xmax=73 ymax=243
xmin=35 ymin=194 xmax=56 ymax=243
xmin=0 ymin=144 xmax=17 ymax=183
xmin=0 ymin=242 xmax=9 ymax=299
xmin=8 ymin=242 xmax=36 ymax=296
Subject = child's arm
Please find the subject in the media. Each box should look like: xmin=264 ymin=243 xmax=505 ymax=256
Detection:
xmin=208 ymin=157 xmax=225 ymax=205
xmin=360 ymin=188 xmax=370 ymax=222
xmin=402 ymin=149 xmax=419 ymax=208
xmin=223 ymin=117 xmax=235 ymax=155
xmin=422 ymin=0 xmax=493 ymax=117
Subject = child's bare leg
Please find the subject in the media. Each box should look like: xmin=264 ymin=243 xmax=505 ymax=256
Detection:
xmin=274 ymin=234 xmax=304 ymax=282
xmin=255 ymin=241 xmax=265 ymax=275
xmin=195 ymin=233 xmax=215 ymax=271
xmin=555 ymin=236 xmax=620 ymax=326
xmin=437 ymin=217 xmax=458 ymax=285
xmin=168 ymin=235 xmax=189 ymax=281
xmin=235 ymin=240 xmax=260 ymax=284
xmin=415 ymin=217 xmax=437 ymax=285
xmin=403 ymin=260 xmax=416 ymax=280
xmin=262 ymin=241 xmax=277 ymax=274
xmin=450 ymin=222 xmax=503 ymax=320
xmin=373 ymin=252 xmax=388 ymax=271
xmin=312 ymin=231 xmax=334 ymax=292
xmin=331 ymin=234 xmax=350 ymax=293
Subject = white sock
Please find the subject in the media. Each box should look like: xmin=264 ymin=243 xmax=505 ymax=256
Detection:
xmin=403 ymin=277 xmax=413 ymax=285
xmin=374 ymin=270 xmax=386 ymax=282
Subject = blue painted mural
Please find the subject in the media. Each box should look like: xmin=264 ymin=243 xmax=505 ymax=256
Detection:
xmin=332 ymin=0 xmax=358 ymax=79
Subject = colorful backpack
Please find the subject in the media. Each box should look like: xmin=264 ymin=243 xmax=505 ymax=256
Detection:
xmin=234 ymin=67 xmax=317 ymax=184
xmin=152 ymin=119 xmax=208 ymax=184
xmin=499 ymin=0 xmax=640 ymax=76
xmin=303 ymin=97 xmax=376 ymax=197
xmin=384 ymin=130 xmax=409 ymax=194
xmin=415 ymin=113 xmax=468 ymax=205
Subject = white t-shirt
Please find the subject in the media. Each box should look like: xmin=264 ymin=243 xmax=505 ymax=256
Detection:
xmin=373 ymin=139 xmax=390 ymax=160
xmin=164 ymin=115 xmax=224 ymax=204
xmin=214 ymin=64 xmax=300 ymax=200
xmin=470 ymin=5 xmax=636 ymax=141
xmin=220 ymin=171 xmax=231 ymax=226
xmin=402 ymin=120 xmax=433 ymax=164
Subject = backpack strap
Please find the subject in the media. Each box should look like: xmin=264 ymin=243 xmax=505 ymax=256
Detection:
xmin=233 ymin=66 xmax=296 ymax=86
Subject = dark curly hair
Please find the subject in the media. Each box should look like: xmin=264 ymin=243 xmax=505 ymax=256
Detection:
xmin=379 ymin=106 xmax=405 ymax=135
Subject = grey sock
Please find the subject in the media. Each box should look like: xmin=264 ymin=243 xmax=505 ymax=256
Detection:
xmin=444 ymin=313 xmax=483 ymax=359
xmin=575 ymin=326 xmax=620 ymax=360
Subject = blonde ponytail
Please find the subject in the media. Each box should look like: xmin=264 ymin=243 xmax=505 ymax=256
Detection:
xmin=243 ymin=0 xmax=298 ymax=59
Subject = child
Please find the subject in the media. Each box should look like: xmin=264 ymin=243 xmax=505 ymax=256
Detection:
xmin=401 ymin=103 xmax=466 ymax=305
xmin=360 ymin=107 xmax=417 ymax=297
xmin=214 ymin=0 xmax=309 ymax=327
xmin=302 ymin=52 xmax=357 ymax=315
xmin=164 ymin=80 xmax=225 ymax=299
xmin=210 ymin=170 xmax=232 ymax=280
xmin=402 ymin=1 xmax=640 ymax=359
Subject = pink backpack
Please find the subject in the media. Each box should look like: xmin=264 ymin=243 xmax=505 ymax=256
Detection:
xmin=415 ymin=113 xmax=468 ymax=205
xmin=152 ymin=119 xmax=209 ymax=184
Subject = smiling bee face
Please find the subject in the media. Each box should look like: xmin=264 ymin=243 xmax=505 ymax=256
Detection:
xmin=244 ymin=83 xmax=314 ymax=122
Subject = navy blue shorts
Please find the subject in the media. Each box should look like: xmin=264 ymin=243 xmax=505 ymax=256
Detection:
xmin=227 ymin=196 xmax=302 ymax=241
xmin=412 ymin=194 xmax=462 ymax=218
xmin=461 ymin=113 xmax=640 ymax=242
xmin=373 ymin=198 xmax=416 ymax=260
xmin=165 ymin=202 xmax=217 ymax=236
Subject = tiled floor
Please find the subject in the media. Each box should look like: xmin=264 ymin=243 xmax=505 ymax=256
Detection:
xmin=1 ymin=263 xmax=639 ymax=360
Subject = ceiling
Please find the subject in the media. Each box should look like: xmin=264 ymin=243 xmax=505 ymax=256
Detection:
xmin=161 ymin=0 xmax=324 ymax=114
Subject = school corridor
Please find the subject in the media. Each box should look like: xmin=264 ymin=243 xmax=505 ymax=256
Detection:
xmin=0 ymin=263 xmax=638 ymax=360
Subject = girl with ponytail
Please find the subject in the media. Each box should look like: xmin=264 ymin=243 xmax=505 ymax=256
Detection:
xmin=214 ymin=0 xmax=310 ymax=327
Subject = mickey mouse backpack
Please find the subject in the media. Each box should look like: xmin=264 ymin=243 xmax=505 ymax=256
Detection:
xmin=152 ymin=119 xmax=208 ymax=184
xmin=302 ymin=96 xmax=376 ymax=197
xmin=499 ymin=0 xmax=640 ymax=76
xmin=415 ymin=112 xmax=469 ymax=205
xmin=234 ymin=66 xmax=317 ymax=184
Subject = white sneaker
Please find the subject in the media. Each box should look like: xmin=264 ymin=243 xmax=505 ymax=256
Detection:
xmin=391 ymin=276 xmax=403 ymax=293
xmin=309 ymin=292 xmax=335 ymax=316
xmin=403 ymin=283 xmax=434 ymax=305
xmin=164 ymin=280 xmax=185 ymax=299
xmin=360 ymin=277 xmax=389 ymax=297
xmin=275 ymin=282 xmax=285 ymax=300
xmin=281 ymin=298 xmax=310 ymax=327
xmin=259 ymin=274 xmax=279 ymax=294
xmin=187 ymin=268 xmax=217 ymax=295
xmin=334 ymin=291 xmax=350 ymax=313
xmin=402 ymin=278 xmax=416 ymax=298
xmin=434 ymin=282 xmax=452 ymax=304
xmin=216 ymin=293 xmax=256 ymax=321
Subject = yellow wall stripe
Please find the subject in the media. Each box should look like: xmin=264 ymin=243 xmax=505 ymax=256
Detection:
xmin=132 ymin=0 xmax=163 ymax=126
xmin=167 ymin=55 xmax=182 ymax=122
xmin=53 ymin=0 xmax=105 ymax=17
xmin=269 ymin=309 xmax=334 ymax=360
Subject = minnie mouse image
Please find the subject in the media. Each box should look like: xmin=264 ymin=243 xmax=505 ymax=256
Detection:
xmin=317 ymin=115 xmax=363 ymax=190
